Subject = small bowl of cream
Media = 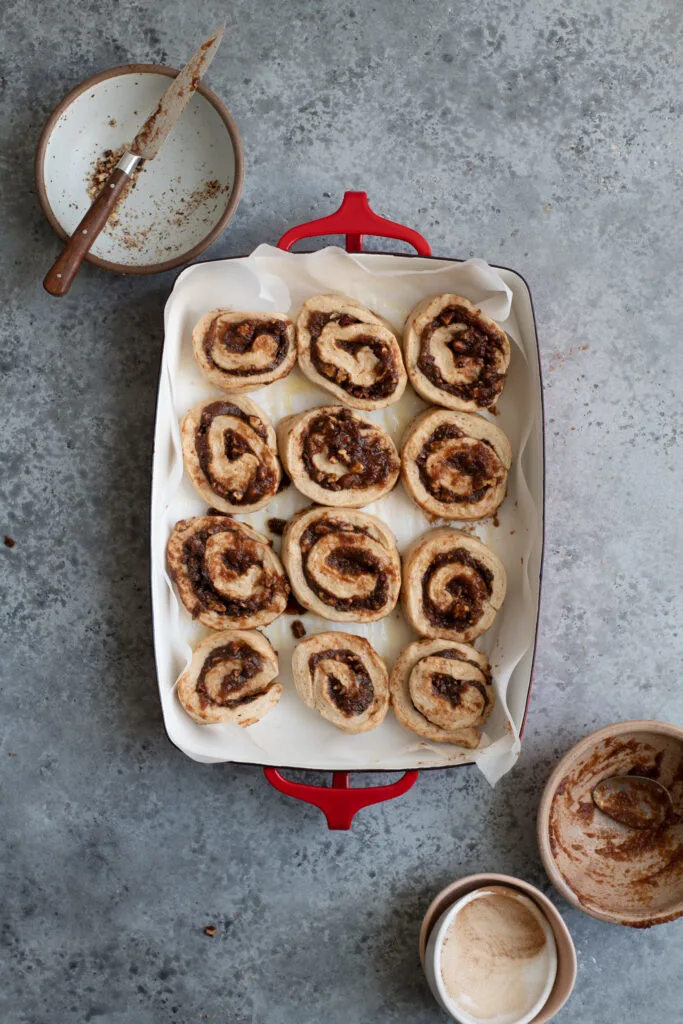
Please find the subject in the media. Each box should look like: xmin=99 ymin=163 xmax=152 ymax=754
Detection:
xmin=421 ymin=874 xmax=576 ymax=1024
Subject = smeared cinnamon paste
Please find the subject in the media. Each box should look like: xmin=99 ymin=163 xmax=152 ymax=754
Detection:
xmin=547 ymin=733 xmax=683 ymax=926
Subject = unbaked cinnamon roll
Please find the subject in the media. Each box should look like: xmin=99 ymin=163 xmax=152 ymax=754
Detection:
xmin=192 ymin=310 xmax=296 ymax=392
xmin=296 ymin=294 xmax=407 ymax=409
xmin=390 ymin=638 xmax=493 ymax=748
xmin=292 ymin=632 xmax=389 ymax=733
xmin=277 ymin=405 xmax=399 ymax=507
xmin=404 ymin=294 xmax=510 ymax=411
xmin=167 ymin=516 xmax=289 ymax=630
xmin=402 ymin=527 xmax=506 ymax=641
xmin=181 ymin=396 xmax=281 ymax=513
xmin=281 ymin=506 xmax=401 ymax=622
xmin=177 ymin=630 xmax=282 ymax=726
xmin=401 ymin=408 xmax=511 ymax=520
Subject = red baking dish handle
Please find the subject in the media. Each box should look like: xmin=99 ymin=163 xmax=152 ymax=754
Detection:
xmin=264 ymin=768 xmax=419 ymax=830
xmin=269 ymin=191 xmax=425 ymax=828
xmin=277 ymin=191 xmax=431 ymax=255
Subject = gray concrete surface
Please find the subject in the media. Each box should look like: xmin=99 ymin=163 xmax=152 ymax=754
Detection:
xmin=2 ymin=0 xmax=683 ymax=1021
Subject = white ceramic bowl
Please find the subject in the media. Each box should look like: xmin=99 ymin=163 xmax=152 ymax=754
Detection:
xmin=36 ymin=64 xmax=243 ymax=274
xmin=424 ymin=884 xmax=559 ymax=1024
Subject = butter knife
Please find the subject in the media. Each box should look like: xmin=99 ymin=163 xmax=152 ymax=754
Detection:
xmin=44 ymin=26 xmax=224 ymax=297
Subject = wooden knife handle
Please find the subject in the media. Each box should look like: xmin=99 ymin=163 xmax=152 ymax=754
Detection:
xmin=43 ymin=167 xmax=131 ymax=297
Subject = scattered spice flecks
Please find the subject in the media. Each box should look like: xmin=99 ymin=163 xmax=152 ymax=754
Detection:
xmin=84 ymin=144 xmax=231 ymax=252
xmin=4 ymin=536 xmax=16 ymax=548
xmin=107 ymin=117 xmax=117 ymax=127
xmin=203 ymin=925 xmax=217 ymax=937
xmin=547 ymin=345 xmax=590 ymax=373
xmin=120 ymin=230 xmax=149 ymax=252
xmin=169 ymin=179 xmax=230 ymax=229
xmin=291 ymin=620 xmax=306 ymax=640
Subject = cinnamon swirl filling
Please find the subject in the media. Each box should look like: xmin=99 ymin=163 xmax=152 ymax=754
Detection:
xmin=292 ymin=632 xmax=389 ymax=733
xmin=404 ymin=294 xmax=510 ymax=412
xmin=192 ymin=310 xmax=296 ymax=392
xmin=296 ymin=294 xmax=407 ymax=409
xmin=167 ymin=516 xmax=289 ymax=630
xmin=278 ymin=405 xmax=399 ymax=507
xmin=182 ymin=396 xmax=281 ymax=513
xmin=177 ymin=630 xmax=282 ymax=726
xmin=402 ymin=527 xmax=506 ymax=642
xmin=282 ymin=506 xmax=401 ymax=622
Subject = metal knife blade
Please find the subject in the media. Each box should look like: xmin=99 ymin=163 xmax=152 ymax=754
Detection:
xmin=130 ymin=26 xmax=224 ymax=160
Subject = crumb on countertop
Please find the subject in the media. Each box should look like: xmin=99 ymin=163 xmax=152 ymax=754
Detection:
xmin=203 ymin=925 xmax=217 ymax=937
xmin=4 ymin=536 xmax=16 ymax=548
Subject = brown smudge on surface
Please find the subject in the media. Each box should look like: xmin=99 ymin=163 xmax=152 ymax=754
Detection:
xmin=85 ymin=146 xmax=230 ymax=252
xmin=4 ymin=536 xmax=16 ymax=548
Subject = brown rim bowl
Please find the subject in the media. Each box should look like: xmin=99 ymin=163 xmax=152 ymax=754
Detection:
xmin=419 ymin=873 xmax=577 ymax=1023
xmin=35 ymin=63 xmax=244 ymax=275
xmin=538 ymin=720 xmax=683 ymax=927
